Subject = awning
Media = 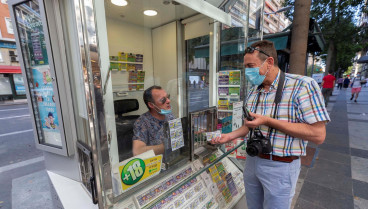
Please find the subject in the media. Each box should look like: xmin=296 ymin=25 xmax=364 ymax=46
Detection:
xmin=0 ymin=65 xmax=22 ymax=74
xmin=357 ymin=55 xmax=368 ymax=64
xmin=248 ymin=36 xmax=289 ymax=50
xmin=220 ymin=35 xmax=289 ymax=56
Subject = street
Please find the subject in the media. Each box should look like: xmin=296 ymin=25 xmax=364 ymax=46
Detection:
xmin=0 ymin=103 xmax=59 ymax=209
xmin=188 ymin=87 xmax=210 ymax=113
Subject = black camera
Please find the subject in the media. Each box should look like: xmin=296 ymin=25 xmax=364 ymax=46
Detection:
xmin=242 ymin=106 xmax=272 ymax=157
xmin=246 ymin=129 xmax=272 ymax=157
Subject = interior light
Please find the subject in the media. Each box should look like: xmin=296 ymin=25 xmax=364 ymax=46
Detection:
xmin=111 ymin=0 xmax=128 ymax=6
xmin=144 ymin=10 xmax=158 ymax=16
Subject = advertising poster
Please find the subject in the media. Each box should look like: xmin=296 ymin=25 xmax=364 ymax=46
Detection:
xmin=312 ymin=73 xmax=324 ymax=84
xmin=32 ymin=66 xmax=62 ymax=147
xmin=13 ymin=74 xmax=26 ymax=95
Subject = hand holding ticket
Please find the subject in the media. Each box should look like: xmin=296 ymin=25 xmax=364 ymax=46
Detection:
xmin=206 ymin=130 xmax=222 ymax=142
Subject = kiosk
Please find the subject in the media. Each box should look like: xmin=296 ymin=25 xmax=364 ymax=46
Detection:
xmin=8 ymin=0 xmax=266 ymax=208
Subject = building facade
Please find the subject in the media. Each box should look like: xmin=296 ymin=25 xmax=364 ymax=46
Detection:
xmin=0 ymin=0 xmax=25 ymax=101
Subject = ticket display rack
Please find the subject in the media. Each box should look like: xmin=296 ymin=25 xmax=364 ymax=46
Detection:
xmin=112 ymin=142 xmax=245 ymax=209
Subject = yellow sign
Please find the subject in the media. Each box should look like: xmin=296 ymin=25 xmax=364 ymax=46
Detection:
xmin=119 ymin=155 xmax=162 ymax=191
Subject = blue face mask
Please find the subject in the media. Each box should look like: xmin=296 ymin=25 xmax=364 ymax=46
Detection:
xmin=153 ymin=104 xmax=172 ymax=115
xmin=245 ymin=60 xmax=269 ymax=86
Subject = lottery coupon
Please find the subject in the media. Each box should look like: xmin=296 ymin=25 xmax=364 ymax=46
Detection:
xmin=168 ymin=118 xmax=185 ymax=151
xmin=225 ymin=173 xmax=238 ymax=197
xmin=205 ymin=130 xmax=221 ymax=142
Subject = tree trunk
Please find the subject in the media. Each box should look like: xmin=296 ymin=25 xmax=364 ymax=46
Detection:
xmin=325 ymin=0 xmax=337 ymax=75
xmin=289 ymin=0 xmax=312 ymax=75
xmin=325 ymin=40 xmax=335 ymax=74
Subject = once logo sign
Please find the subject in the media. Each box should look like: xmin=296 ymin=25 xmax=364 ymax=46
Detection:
xmin=121 ymin=158 xmax=146 ymax=185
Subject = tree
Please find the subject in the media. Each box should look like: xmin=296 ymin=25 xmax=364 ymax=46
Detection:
xmin=289 ymin=0 xmax=312 ymax=75
xmin=284 ymin=0 xmax=368 ymax=75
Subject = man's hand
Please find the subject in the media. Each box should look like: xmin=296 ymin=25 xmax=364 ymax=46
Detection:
xmin=211 ymin=133 xmax=232 ymax=145
xmin=244 ymin=112 xmax=269 ymax=129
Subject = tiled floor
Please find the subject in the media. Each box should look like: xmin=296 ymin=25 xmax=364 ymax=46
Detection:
xmin=294 ymin=87 xmax=368 ymax=209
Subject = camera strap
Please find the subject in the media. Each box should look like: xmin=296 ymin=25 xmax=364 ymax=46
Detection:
xmin=250 ymin=70 xmax=285 ymax=144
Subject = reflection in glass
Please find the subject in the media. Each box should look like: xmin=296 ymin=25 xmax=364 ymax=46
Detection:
xmin=186 ymin=35 xmax=210 ymax=113
xmin=14 ymin=0 xmax=62 ymax=148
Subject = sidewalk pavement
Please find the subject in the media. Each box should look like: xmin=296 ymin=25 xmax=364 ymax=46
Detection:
xmin=0 ymin=99 xmax=28 ymax=106
xmin=293 ymin=87 xmax=368 ymax=209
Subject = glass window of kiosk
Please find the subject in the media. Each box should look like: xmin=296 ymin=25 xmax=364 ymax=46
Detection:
xmin=95 ymin=0 xmax=254 ymax=207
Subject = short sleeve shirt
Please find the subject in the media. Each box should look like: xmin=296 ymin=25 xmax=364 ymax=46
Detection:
xmin=246 ymin=70 xmax=330 ymax=157
xmin=351 ymin=77 xmax=362 ymax=88
xmin=322 ymin=74 xmax=336 ymax=88
xmin=133 ymin=111 xmax=175 ymax=146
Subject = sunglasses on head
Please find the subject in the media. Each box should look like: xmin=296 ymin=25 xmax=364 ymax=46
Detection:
xmin=159 ymin=94 xmax=170 ymax=105
xmin=245 ymin=46 xmax=270 ymax=57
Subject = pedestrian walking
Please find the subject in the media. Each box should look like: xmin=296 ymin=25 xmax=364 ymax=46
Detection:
xmin=337 ymin=77 xmax=343 ymax=89
xmin=193 ymin=80 xmax=196 ymax=89
xmin=343 ymin=77 xmax=350 ymax=89
xmin=321 ymin=70 xmax=336 ymax=107
xmin=350 ymin=73 xmax=363 ymax=102
xmin=211 ymin=40 xmax=329 ymax=209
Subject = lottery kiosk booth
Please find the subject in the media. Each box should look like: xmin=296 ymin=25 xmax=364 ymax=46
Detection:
xmin=8 ymin=0 xmax=267 ymax=208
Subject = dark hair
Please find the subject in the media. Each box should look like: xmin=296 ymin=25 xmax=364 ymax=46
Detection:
xmin=143 ymin=85 xmax=162 ymax=109
xmin=48 ymin=112 xmax=54 ymax=117
xmin=328 ymin=70 xmax=333 ymax=74
xmin=250 ymin=40 xmax=278 ymax=66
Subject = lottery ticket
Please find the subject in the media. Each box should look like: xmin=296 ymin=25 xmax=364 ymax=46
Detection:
xmin=184 ymin=188 xmax=194 ymax=200
xmin=168 ymin=119 xmax=185 ymax=151
xmin=174 ymin=196 xmax=185 ymax=208
xmin=225 ymin=173 xmax=238 ymax=197
xmin=205 ymin=130 xmax=221 ymax=141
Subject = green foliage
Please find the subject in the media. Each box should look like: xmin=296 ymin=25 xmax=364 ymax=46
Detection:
xmin=344 ymin=66 xmax=353 ymax=76
xmin=307 ymin=64 xmax=323 ymax=76
xmin=283 ymin=0 xmax=368 ymax=73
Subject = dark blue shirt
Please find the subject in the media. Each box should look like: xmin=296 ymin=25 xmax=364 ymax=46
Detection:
xmin=132 ymin=111 xmax=174 ymax=145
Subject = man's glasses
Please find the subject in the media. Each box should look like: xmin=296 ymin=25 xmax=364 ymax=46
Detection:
xmin=245 ymin=46 xmax=270 ymax=57
xmin=159 ymin=94 xmax=170 ymax=104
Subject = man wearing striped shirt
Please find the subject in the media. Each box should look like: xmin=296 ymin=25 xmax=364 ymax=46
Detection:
xmin=212 ymin=40 xmax=330 ymax=209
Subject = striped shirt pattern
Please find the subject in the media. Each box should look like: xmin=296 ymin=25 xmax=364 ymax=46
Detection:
xmin=246 ymin=70 xmax=330 ymax=156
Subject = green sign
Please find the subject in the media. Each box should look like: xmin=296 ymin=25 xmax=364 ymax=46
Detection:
xmin=121 ymin=158 xmax=145 ymax=185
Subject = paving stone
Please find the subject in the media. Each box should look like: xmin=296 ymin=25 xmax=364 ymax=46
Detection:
xmin=12 ymin=170 xmax=54 ymax=209
xmin=294 ymin=198 xmax=326 ymax=209
xmin=349 ymin=121 xmax=368 ymax=151
xmin=323 ymin=132 xmax=350 ymax=147
xmin=348 ymin=113 xmax=368 ymax=121
xmin=298 ymin=181 xmax=353 ymax=209
xmin=311 ymin=158 xmax=351 ymax=177
xmin=319 ymin=143 xmax=350 ymax=155
xmin=0 ymin=161 xmax=45 ymax=209
xmin=317 ymin=149 xmax=351 ymax=165
xmin=346 ymin=104 xmax=368 ymax=114
xmin=298 ymin=166 xmax=308 ymax=180
xmin=354 ymin=197 xmax=368 ymax=209
xmin=351 ymin=148 xmax=368 ymax=159
xmin=353 ymin=179 xmax=368 ymax=200
xmin=305 ymin=160 xmax=352 ymax=195
xmin=351 ymin=156 xmax=368 ymax=184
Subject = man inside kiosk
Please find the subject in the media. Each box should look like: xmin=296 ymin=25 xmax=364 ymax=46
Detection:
xmin=132 ymin=86 xmax=174 ymax=156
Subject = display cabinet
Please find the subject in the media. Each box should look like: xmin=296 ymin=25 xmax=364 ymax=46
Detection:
xmin=112 ymin=141 xmax=245 ymax=209
xmin=10 ymin=0 xmax=76 ymax=156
